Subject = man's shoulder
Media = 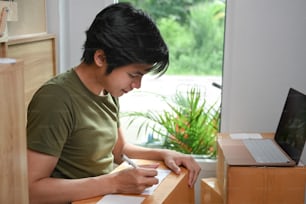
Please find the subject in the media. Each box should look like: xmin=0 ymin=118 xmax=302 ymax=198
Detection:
xmin=47 ymin=69 xmax=76 ymax=86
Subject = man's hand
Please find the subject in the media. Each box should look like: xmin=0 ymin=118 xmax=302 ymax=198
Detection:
xmin=110 ymin=165 xmax=159 ymax=194
xmin=162 ymin=150 xmax=201 ymax=187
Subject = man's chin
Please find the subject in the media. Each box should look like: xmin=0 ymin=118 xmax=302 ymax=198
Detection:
xmin=112 ymin=92 xmax=124 ymax=97
xmin=110 ymin=89 xmax=129 ymax=97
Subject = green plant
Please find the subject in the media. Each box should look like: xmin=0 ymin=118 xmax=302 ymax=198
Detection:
xmin=123 ymin=87 xmax=220 ymax=158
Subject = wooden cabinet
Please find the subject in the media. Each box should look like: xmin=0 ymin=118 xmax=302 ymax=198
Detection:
xmin=201 ymin=133 xmax=306 ymax=204
xmin=6 ymin=34 xmax=57 ymax=108
xmin=1 ymin=0 xmax=57 ymax=108
xmin=0 ymin=60 xmax=29 ymax=204
xmin=0 ymin=1 xmax=56 ymax=203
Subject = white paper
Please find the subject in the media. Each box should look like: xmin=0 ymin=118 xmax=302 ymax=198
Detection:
xmin=141 ymin=169 xmax=171 ymax=195
xmin=96 ymin=195 xmax=145 ymax=204
xmin=230 ymin=133 xmax=262 ymax=139
xmin=96 ymin=169 xmax=171 ymax=203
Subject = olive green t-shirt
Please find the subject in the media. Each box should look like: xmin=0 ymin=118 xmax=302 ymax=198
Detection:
xmin=27 ymin=69 xmax=119 ymax=179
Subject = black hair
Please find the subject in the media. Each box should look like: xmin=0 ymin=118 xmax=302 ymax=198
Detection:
xmin=81 ymin=2 xmax=169 ymax=76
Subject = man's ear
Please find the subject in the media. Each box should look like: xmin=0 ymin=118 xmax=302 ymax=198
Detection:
xmin=94 ymin=49 xmax=106 ymax=67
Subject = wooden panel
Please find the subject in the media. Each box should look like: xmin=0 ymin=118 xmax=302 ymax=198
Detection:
xmin=7 ymin=34 xmax=57 ymax=108
xmin=216 ymin=139 xmax=225 ymax=199
xmin=7 ymin=0 xmax=46 ymax=36
xmin=0 ymin=60 xmax=29 ymax=204
xmin=227 ymin=167 xmax=266 ymax=204
xmin=226 ymin=166 xmax=306 ymax=204
xmin=201 ymin=178 xmax=223 ymax=204
xmin=151 ymin=167 xmax=194 ymax=204
xmin=265 ymin=168 xmax=306 ymax=204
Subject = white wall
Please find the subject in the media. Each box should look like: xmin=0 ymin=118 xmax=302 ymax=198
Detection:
xmin=46 ymin=0 xmax=115 ymax=73
xmin=221 ymin=0 xmax=306 ymax=133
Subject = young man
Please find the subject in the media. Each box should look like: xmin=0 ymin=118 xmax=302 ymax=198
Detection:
xmin=27 ymin=3 xmax=201 ymax=203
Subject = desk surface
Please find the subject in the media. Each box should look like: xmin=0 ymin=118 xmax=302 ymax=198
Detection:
xmin=72 ymin=160 xmax=194 ymax=204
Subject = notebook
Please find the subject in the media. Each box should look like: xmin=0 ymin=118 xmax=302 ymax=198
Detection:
xmin=220 ymin=88 xmax=306 ymax=167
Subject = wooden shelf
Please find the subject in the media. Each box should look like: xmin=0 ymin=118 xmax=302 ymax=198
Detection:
xmin=1 ymin=33 xmax=57 ymax=108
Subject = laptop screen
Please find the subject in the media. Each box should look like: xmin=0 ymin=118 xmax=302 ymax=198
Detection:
xmin=275 ymin=88 xmax=306 ymax=163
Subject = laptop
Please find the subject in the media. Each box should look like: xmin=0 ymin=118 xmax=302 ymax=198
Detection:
xmin=219 ymin=88 xmax=306 ymax=167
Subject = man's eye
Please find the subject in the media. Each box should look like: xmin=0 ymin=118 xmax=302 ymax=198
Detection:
xmin=128 ymin=73 xmax=138 ymax=78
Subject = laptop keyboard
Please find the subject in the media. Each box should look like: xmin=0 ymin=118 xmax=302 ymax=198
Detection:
xmin=243 ymin=139 xmax=290 ymax=163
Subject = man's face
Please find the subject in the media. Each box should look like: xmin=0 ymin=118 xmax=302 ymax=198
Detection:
xmin=102 ymin=63 xmax=152 ymax=97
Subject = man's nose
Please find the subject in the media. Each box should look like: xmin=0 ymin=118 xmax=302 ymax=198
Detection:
xmin=131 ymin=78 xmax=142 ymax=89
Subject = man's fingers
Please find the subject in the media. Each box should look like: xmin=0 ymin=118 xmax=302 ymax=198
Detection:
xmin=138 ymin=163 xmax=159 ymax=169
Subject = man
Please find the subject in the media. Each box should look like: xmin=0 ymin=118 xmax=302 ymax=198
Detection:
xmin=27 ymin=3 xmax=200 ymax=203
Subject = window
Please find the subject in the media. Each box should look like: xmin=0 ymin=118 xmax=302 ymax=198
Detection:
xmin=119 ymin=0 xmax=225 ymax=144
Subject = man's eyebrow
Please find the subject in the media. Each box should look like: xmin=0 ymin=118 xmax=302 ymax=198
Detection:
xmin=131 ymin=71 xmax=145 ymax=76
xmin=144 ymin=67 xmax=154 ymax=73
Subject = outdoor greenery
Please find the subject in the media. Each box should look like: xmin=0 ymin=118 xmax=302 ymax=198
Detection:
xmin=119 ymin=1 xmax=224 ymax=157
xmin=120 ymin=0 xmax=225 ymax=76
xmin=123 ymin=87 xmax=221 ymax=158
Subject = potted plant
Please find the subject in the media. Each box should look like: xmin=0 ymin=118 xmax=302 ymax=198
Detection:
xmin=122 ymin=86 xmax=221 ymax=204
xmin=123 ymin=86 xmax=220 ymax=157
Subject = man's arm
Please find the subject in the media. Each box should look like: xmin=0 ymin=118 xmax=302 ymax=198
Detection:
xmin=27 ymin=149 xmax=158 ymax=204
xmin=27 ymin=149 xmax=116 ymax=204
xmin=115 ymin=128 xmax=201 ymax=187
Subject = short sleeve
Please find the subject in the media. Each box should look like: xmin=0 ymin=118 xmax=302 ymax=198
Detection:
xmin=27 ymin=84 xmax=74 ymax=157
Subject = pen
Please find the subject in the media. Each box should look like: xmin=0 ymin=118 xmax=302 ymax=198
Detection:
xmin=122 ymin=154 xmax=138 ymax=168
